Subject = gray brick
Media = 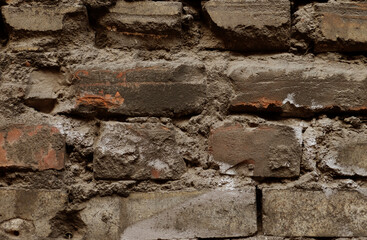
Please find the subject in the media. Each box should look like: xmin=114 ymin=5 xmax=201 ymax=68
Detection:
xmin=93 ymin=121 xmax=186 ymax=180
xmin=263 ymin=189 xmax=367 ymax=237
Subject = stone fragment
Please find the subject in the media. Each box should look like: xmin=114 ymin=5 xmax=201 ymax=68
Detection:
xmin=208 ymin=124 xmax=301 ymax=177
xmin=97 ymin=1 xmax=182 ymax=49
xmin=228 ymin=58 xmax=367 ymax=117
xmin=93 ymin=121 xmax=186 ymax=180
xmin=0 ymin=125 xmax=65 ymax=170
xmin=120 ymin=189 xmax=257 ymax=239
xmin=25 ymin=70 xmax=65 ymax=113
xmin=71 ymin=65 xmax=206 ymax=117
xmin=80 ymin=197 xmax=121 ymax=240
xmin=202 ymin=0 xmax=290 ymax=51
xmin=2 ymin=5 xmax=86 ymax=31
xmin=316 ymin=125 xmax=367 ymax=176
xmin=263 ymin=188 xmax=367 ymax=237
xmin=0 ymin=189 xmax=67 ymax=239
xmin=294 ymin=2 xmax=367 ymax=52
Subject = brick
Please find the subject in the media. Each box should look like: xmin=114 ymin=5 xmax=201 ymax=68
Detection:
xmin=80 ymin=197 xmax=121 ymax=240
xmin=0 ymin=189 xmax=67 ymax=239
xmin=97 ymin=1 xmax=182 ymax=49
xmin=317 ymin=127 xmax=367 ymax=176
xmin=209 ymin=124 xmax=301 ymax=177
xmin=263 ymin=188 xmax=367 ymax=237
xmin=0 ymin=125 xmax=65 ymax=170
xmin=71 ymin=65 xmax=206 ymax=117
xmin=120 ymin=189 xmax=257 ymax=239
xmin=228 ymin=59 xmax=367 ymax=117
xmin=202 ymin=0 xmax=290 ymax=51
xmin=93 ymin=121 xmax=186 ymax=180
xmin=295 ymin=2 xmax=367 ymax=52
xmin=2 ymin=5 xmax=86 ymax=31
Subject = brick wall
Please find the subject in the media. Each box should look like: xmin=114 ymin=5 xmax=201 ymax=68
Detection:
xmin=0 ymin=0 xmax=367 ymax=239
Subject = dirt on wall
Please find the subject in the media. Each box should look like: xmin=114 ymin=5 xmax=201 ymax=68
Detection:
xmin=1 ymin=0 xmax=367 ymax=239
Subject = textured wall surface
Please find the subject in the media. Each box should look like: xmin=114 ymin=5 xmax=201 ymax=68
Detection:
xmin=1 ymin=0 xmax=367 ymax=239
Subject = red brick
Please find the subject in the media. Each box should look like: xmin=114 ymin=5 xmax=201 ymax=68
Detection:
xmin=228 ymin=59 xmax=367 ymax=117
xmin=70 ymin=65 xmax=206 ymax=117
xmin=208 ymin=123 xmax=301 ymax=177
xmin=0 ymin=125 xmax=65 ymax=170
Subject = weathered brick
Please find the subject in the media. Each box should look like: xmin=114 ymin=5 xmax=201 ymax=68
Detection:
xmin=120 ymin=189 xmax=257 ymax=239
xmin=202 ymin=0 xmax=290 ymax=51
xmin=263 ymin=188 xmax=367 ymax=237
xmin=93 ymin=121 xmax=186 ymax=180
xmin=2 ymin=5 xmax=86 ymax=32
xmin=295 ymin=2 xmax=367 ymax=52
xmin=80 ymin=197 xmax=121 ymax=240
xmin=0 ymin=189 xmax=67 ymax=239
xmin=96 ymin=1 xmax=182 ymax=49
xmin=71 ymin=65 xmax=206 ymax=117
xmin=316 ymin=126 xmax=367 ymax=176
xmin=0 ymin=125 xmax=65 ymax=170
xmin=1 ymin=5 xmax=90 ymax=50
xmin=228 ymin=59 xmax=367 ymax=117
xmin=208 ymin=124 xmax=301 ymax=177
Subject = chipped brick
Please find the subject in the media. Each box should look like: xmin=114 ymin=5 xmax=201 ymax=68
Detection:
xmin=0 ymin=125 xmax=65 ymax=170
xmin=202 ymin=0 xmax=290 ymax=51
xmin=93 ymin=121 xmax=186 ymax=180
xmin=70 ymin=65 xmax=206 ymax=117
xmin=208 ymin=123 xmax=301 ymax=177
xmin=263 ymin=188 xmax=367 ymax=237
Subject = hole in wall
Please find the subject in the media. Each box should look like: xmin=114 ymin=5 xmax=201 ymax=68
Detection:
xmin=0 ymin=1 xmax=8 ymax=45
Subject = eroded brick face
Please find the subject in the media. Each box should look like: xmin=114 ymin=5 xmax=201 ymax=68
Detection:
xmin=71 ymin=65 xmax=206 ymax=117
xmin=228 ymin=59 xmax=367 ymax=117
xmin=0 ymin=189 xmax=67 ymax=239
xmin=96 ymin=1 xmax=182 ymax=49
xmin=93 ymin=121 xmax=186 ymax=180
xmin=295 ymin=2 xmax=367 ymax=52
xmin=263 ymin=189 xmax=367 ymax=237
xmin=203 ymin=0 xmax=290 ymax=51
xmin=0 ymin=125 xmax=65 ymax=170
xmin=208 ymin=124 xmax=301 ymax=177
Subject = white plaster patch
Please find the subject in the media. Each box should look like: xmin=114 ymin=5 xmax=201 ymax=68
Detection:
xmin=325 ymin=157 xmax=367 ymax=176
xmin=148 ymin=159 xmax=169 ymax=171
xmin=311 ymin=100 xmax=323 ymax=110
xmin=282 ymin=93 xmax=300 ymax=107
xmin=293 ymin=126 xmax=303 ymax=145
xmin=218 ymin=176 xmax=236 ymax=190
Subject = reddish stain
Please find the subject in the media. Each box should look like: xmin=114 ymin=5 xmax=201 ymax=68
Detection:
xmin=0 ymin=133 xmax=8 ymax=165
xmin=120 ymin=31 xmax=169 ymax=39
xmin=27 ymin=125 xmax=43 ymax=137
xmin=233 ymin=97 xmax=282 ymax=109
xmin=39 ymin=148 xmax=57 ymax=170
xmin=76 ymin=92 xmax=125 ymax=109
xmin=51 ymin=127 xmax=60 ymax=135
xmin=7 ymin=128 xmax=22 ymax=145
xmin=350 ymin=106 xmax=367 ymax=111
xmin=73 ymin=70 xmax=89 ymax=80
xmin=151 ymin=168 xmax=160 ymax=178
xmin=210 ymin=124 xmax=242 ymax=134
